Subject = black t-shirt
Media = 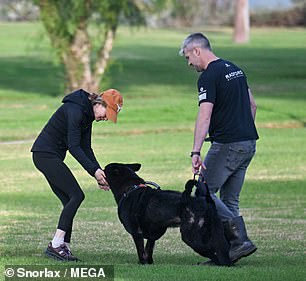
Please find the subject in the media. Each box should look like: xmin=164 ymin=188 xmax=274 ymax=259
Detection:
xmin=197 ymin=58 xmax=259 ymax=143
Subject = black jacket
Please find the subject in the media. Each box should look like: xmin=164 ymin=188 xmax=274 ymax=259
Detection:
xmin=31 ymin=89 xmax=100 ymax=176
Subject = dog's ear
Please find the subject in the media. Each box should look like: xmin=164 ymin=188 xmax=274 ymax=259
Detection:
xmin=127 ymin=163 xmax=141 ymax=172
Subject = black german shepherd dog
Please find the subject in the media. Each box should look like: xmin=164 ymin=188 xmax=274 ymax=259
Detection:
xmin=104 ymin=163 xmax=231 ymax=266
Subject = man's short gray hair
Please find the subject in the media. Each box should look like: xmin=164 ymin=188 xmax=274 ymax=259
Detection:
xmin=179 ymin=33 xmax=211 ymax=56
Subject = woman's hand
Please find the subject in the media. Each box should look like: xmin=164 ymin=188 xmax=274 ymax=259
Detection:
xmin=94 ymin=169 xmax=109 ymax=190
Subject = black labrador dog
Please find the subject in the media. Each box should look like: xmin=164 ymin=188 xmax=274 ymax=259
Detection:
xmin=104 ymin=163 xmax=231 ymax=266
xmin=104 ymin=163 xmax=182 ymax=264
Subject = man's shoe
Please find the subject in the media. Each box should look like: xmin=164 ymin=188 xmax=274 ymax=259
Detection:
xmin=197 ymin=260 xmax=217 ymax=266
xmin=223 ymin=216 xmax=257 ymax=263
xmin=45 ymin=242 xmax=79 ymax=261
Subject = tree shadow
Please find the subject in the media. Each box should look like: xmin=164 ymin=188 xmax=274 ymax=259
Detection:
xmin=104 ymin=45 xmax=306 ymax=100
xmin=1 ymin=45 xmax=305 ymax=101
xmin=0 ymin=56 xmax=63 ymax=97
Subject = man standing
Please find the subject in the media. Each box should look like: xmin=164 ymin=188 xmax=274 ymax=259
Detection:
xmin=180 ymin=33 xmax=258 ymax=263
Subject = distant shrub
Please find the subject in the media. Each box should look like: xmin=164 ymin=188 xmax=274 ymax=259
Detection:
xmin=251 ymin=6 xmax=306 ymax=27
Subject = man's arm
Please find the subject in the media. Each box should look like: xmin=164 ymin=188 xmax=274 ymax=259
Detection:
xmin=191 ymin=102 xmax=213 ymax=174
xmin=248 ymin=88 xmax=257 ymax=120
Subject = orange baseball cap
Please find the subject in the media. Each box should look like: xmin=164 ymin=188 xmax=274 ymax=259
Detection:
xmin=100 ymin=89 xmax=123 ymax=123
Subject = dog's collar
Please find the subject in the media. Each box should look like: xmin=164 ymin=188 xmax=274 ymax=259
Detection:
xmin=117 ymin=183 xmax=147 ymax=213
xmin=128 ymin=183 xmax=146 ymax=193
xmin=127 ymin=181 xmax=160 ymax=194
xmin=122 ymin=183 xmax=147 ymax=199
xmin=117 ymin=181 xmax=161 ymax=225
xmin=118 ymin=181 xmax=161 ymax=208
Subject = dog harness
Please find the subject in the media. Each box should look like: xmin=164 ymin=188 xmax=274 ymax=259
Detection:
xmin=118 ymin=181 xmax=161 ymax=210
xmin=117 ymin=181 xmax=161 ymax=232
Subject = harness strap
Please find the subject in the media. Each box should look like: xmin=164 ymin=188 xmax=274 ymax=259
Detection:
xmin=144 ymin=181 xmax=161 ymax=190
xmin=117 ymin=182 xmax=161 ymax=222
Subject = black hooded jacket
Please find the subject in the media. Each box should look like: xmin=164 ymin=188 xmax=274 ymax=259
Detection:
xmin=31 ymin=89 xmax=100 ymax=176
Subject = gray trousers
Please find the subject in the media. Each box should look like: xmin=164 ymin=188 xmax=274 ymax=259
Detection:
xmin=199 ymin=140 xmax=256 ymax=221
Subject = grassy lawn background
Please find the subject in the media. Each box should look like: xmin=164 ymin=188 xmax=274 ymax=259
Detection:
xmin=0 ymin=22 xmax=305 ymax=281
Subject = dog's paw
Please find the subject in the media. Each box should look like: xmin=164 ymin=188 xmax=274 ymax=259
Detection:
xmin=138 ymin=260 xmax=153 ymax=265
xmin=138 ymin=260 xmax=147 ymax=265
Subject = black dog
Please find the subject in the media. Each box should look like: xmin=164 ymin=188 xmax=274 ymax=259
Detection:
xmin=104 ymin=162 xmax=231 ymax=266
xmin=104 ymin=163 xmax=182 ymax=264
xmin=180 ymin=179 xmax=232 ymax=266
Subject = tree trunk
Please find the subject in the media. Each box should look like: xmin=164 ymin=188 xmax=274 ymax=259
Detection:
xmin=233 ymin=0 xmax=250 ymax=43
xmin=62 ymin=25 xmax=116 ymax=93
xmin=92 ymin=27 xmax=117 ymax=93
xmin=62 ymin=24 xmax=92 ymax=91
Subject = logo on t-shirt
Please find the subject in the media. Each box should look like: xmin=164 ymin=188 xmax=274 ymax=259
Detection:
xmin=225 ymin=70 xmax=244 ymax=81
xmin=198 ymin=87 xmax=207 ymax=101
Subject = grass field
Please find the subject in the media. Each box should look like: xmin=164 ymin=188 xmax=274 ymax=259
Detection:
xmin=0 ymin=22 xmax=306 ymax=281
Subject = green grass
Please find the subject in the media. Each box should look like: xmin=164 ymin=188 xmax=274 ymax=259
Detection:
xmin=0 ymin=22 xmax=306 ymax=281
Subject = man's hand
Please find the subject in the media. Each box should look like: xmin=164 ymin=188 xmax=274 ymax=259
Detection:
xmin=94 ymin=168 xmax=109 ymax=189
xmin=192 ymin=155 xmax=206 ymax=174
xmin=98 ymin=183 xmax=110 ymax=191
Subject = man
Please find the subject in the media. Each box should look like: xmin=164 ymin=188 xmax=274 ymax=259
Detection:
xmin=179 ymin=33 xmax=258 ymax=264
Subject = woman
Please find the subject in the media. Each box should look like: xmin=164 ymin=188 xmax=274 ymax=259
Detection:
xmin=31 ymin=88 xmax=123 ymax=261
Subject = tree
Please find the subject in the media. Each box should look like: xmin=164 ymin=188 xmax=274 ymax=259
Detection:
xmin=146 ymin=0 xmax=235 ymax=28
xmin=0 ymin=0 xmax=39 ymax=21
xmin=233 ymin=0 xmax=250 ymax=43
xmin=292 ymin=0 xmax=306 ymax=26
xmin=34 ymin=0 xmax=144 ymax=93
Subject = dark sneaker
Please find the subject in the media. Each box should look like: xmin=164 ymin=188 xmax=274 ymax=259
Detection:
xmin=66 ymin=247 xmax=81 ymax=262
xmin=45 ymin=242 xmax=79 ymax=261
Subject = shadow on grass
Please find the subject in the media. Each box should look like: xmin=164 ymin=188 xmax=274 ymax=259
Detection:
xmin=103 ymin=46 xmax=306 ymax=100
xmin=0 ymin=56 xmax=63 ymax=97
xmin=0 ymin=46 xmax=305 ymax=101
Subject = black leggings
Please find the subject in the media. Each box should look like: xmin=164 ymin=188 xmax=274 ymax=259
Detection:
xmin=32 ymin=152 xmax=85 ymax=243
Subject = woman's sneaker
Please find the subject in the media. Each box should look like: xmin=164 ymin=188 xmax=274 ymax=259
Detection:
xmin=45 ymin=242 xmax=79 ymax=261
xmin=65 ymin=247 xmax=81 ymax=262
